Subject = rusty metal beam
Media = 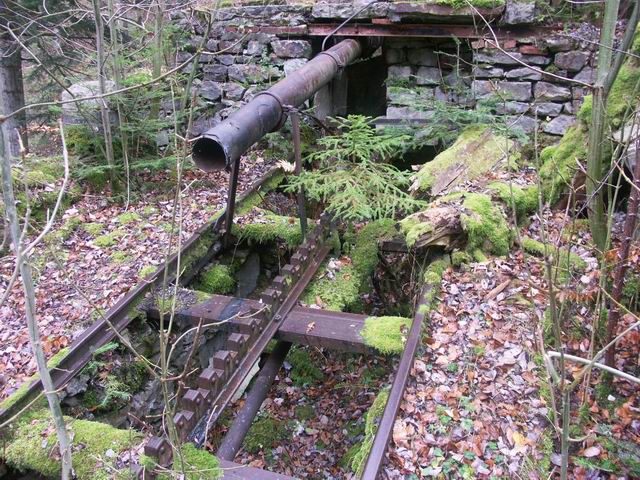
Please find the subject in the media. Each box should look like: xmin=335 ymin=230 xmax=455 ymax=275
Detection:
xmin=192 ymin=39 xmax=363 ymax=171
xmin=360 ymin=282 xmax=436 ymax=479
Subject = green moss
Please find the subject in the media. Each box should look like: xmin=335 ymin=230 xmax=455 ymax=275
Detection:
xmin=232 ymin=211 xmax=305 ymax=248
xmin=340 ymin=442 xmax=362 ymax=469
xmin=116 ymin=211 xmax=141 ymax=225
xmin=302 ymin=262 xmax=360 ymax=311
xmin=413 ymin=125 xmax=515 ymax=196
xmin=295 ymin=405 xmax=315 ymax=422
xmin=350 ymin=219 xmax=396 ymax=286
xmin=142 ymin=206 xmax=158 ymax=216
xmin=606 ymin=64 xmax=640 ymax=127
xmin=236 ymin=170 xmax=286 ymax=216
xmin=522 ymin=236 xmax=587 ymax=283
xmin=0 ymin=347 xmax=69 ymax=412
xmin=4 ymin=409 xmax=142 ymax=480
xmin=539 ymin=125 xmax=587 ymax=205
xmin=142 ymin=447 xmax=221 ymax=480
xmin=171 ymin=443 xmax=223 ymax=480
xmin=244 ymin=414 xmax=289 ymax=454
xmin=194 ymin=264 xmax=236 ymax=295
xmin=351 ymin=388 xmax=390 ymax=476
xmin=287 ymin=348 xmax=324 ymax=386
xmin=83 ymin=222 xmax=104 ymax=236
xmin=139 ymin=265 xmax=157 ymax=279
xmin=488 ymin=182 xmax=539 ymax=221
xmin=361 ymin=316 xmax=412 ymax=355
xmin=451 ymin=250 xmax=472 ymax=267
xmin=461 ymin=193 xmax=511 ymax=255
xmin=94 ymin=229 xmax=126 ymax=248
xmin=110 ymin=251 xmax=132 ymax=264
xmin=399 ymin=216 xmax=433 ymax=248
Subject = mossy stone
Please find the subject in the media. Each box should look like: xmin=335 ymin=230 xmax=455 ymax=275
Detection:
xmin=244 ymin=415 xmax=289 ymax=454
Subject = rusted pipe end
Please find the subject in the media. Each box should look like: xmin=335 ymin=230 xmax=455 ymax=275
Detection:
xmin=192 ymin=136 xmax=229 ymax=171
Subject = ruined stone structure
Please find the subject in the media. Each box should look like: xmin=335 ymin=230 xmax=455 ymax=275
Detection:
xmin=177 ymin=1 xmax=596 ymax=137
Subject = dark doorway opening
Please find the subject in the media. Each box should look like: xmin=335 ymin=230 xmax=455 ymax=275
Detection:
xmin=346 ymin=54 xmax=387 ymax=117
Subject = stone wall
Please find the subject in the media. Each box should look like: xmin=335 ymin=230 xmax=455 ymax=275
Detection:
xmin=178 ymin=1 xmax=595 ymax=138
xmin=384 ymin=35 xmax=595 ymax=136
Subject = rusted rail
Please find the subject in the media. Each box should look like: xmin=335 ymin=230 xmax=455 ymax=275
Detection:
xmin=0 ymin=167 xmax=282 ymax=424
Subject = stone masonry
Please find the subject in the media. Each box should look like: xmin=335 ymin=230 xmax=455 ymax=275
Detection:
xmin=177 ymin=1 xmax=595 ymax=138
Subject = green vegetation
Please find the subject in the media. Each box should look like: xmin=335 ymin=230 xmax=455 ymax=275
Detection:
xmin=361 ymin=316 xmax=412 ymax=355
xmin=304 ymin=219 xmax=396 ymax=311
xmin=236 ymin=170 xmax=286 ymax=216
xmin=194 ymin=264 xmax=236 ymax=295
xmin=413 ymin=126 xmax=516 ymax=197
xmin=285 ymin=115 xmax=423 ymax=222
xmin=451 ymin=250 xmax=472 ymax=267
xmin=521 ymin=236 xmax=587 ymax=282
xmin=0 ymin=348 xmax=69 ymax=412
xmin=295 ymin=404 xmax=315 ymax=422
xmin=350 ymin=388 xmax=390 ymax=476
xmin=302 ymin=262 xmax=360 ymax=311
xmin=232 ymin=210 xmax=305 ymax=247
xmin=488 ymin=182 xmax=539 ymax=222
xmin=45 ymin=216 xmax=82 ymax=244
xmin=244 ymin=414 xmax=289 ymax=454
xmin=139 ymin=265 xmax=157 ymax=279
xmin=3 ymin=409 xmax=141 ymax=480
xmin=461 ymin=193 xmax=511 ymax=256
xmin=110 ymin=251 xmax=132 ymax=263
xmin=399 ymin=214 xmax=433 ymax=248
xmin=539 ymin=125 xmax=587 ymax=205
xmin=94 ymin=229 xmax=126 ymax=247
xmin=82 ymin=222 xmax=104 ymax=236
xmin=116 ymin=211 xmax=141 ymax=224
xmin=286 ymin=348 xmax=324 ymax=386
xmin=348 ymin=219 xmax=397 ymax=287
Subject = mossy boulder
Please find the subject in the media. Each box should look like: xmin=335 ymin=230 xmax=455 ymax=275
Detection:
xmin=411 ymin=125 xmax=517 ymax=198
xmin=3 ymin=409 xmax=142 ymax=480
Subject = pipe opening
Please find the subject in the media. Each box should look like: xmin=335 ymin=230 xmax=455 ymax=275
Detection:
xmin=192 ymin=136 xmax=229 ymax=172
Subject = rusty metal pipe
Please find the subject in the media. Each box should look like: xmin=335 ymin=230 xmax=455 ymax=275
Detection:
xmin=216 ymin=341 xmax=292 ymax=460
xmin=192 ymin=39 xmax=363 ymax=171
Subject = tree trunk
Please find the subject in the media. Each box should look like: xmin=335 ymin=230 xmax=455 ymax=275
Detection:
xmin=586 ymin=0 xmax=620 ymax=252
xmin=0 ymin=23 xmax=27 ymax=157
xmin=605 ymin=140 xmax=640 ymax=368
xmin=92 ymin=0 xmax=117 ymax=188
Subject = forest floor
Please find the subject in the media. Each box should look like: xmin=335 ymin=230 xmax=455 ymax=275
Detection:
xmin=0 ymin=145 xmax=275 ymax=401
xmin=384 ymin=212 xmax=640 ymax=479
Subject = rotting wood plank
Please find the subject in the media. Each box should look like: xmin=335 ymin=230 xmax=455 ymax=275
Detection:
xmin=277 ymin=307 xmax=369 ymax=352
xmin=219 ymin=460 xmax=299 ymax=480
